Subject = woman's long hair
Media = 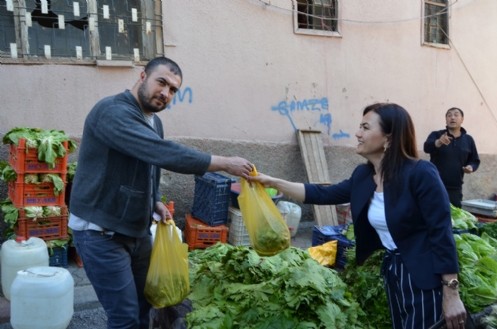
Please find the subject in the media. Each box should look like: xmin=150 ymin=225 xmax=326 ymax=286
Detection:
xmin=363 ymin=103 xmax=418 ymax=184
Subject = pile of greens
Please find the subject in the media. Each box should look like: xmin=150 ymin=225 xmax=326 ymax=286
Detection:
xmin=3 ymin=127 xmax=77 ymax=168
xmin=479 ymin=221 xmax=497 ymax=240
xmin=188 ymin=243 xmax=365 ymax=329
xmin=451 ymin=204 xmax=478 ymax=231
xmin=340 ymin=248 xmax=390 ymax=329
xmin=455 ymin=233 xmax=497 ymax=313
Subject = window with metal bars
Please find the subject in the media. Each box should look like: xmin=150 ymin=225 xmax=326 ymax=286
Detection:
xmin=294 ymin=0 xmax=339 ymax=36
xmin=0 ymin=0 xmax=163 ymax=62
xmin=424 ymin=0 xmax=449 ymax=45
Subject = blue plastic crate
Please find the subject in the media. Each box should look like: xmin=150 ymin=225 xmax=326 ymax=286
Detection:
xmin=191 ymin=172 xmax=232 ymax=226
xmin=48 ymin=246 xmax=68 ymax=268
xmin=312 ymin=225 xmax=354 ymax=269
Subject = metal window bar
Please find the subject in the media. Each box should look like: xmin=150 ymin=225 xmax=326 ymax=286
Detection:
xmin=0 ymin=0 xmax=19 ymax=57
xmin=297 ymin=0 xmax=337 ymax=32
xmin=424 ymin=0 xmax=448 ymax=44
xmin=0 ymin=0 xmax=162 ymax=61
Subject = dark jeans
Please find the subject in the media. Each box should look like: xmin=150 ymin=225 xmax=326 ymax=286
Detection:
xmin=72 ymin=230 xmax=152 ymax=329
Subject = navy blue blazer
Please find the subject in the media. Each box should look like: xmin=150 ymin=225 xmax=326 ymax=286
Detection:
xmin=304 ymin=159 xmax=459 ymax=290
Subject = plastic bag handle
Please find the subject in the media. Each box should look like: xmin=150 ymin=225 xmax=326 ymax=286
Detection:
xmin=249 ymin=165 xmax=258 ymax=177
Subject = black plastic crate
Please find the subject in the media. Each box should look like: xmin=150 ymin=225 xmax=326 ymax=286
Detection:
xmin=191 ymin=172 xmax=232 ymax=226
xmin=312 ymin=225 xmax=354 ymax=269
xmin=48 ymin=246 xmax=68 ymax=268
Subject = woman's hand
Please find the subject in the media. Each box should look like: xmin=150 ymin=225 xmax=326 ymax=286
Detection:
xmin=249 ymin=172 xmax=306 ymax=202
xmin=248 ymin=172 xmax=276 ymax=187
xmin=442 ymin=287 xmax=467 ymax=328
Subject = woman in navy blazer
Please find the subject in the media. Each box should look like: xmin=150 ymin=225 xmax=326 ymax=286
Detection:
xmin=251 ymin=103 xmax=467 ymax=328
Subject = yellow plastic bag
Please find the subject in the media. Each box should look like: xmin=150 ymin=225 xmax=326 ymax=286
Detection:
xmin=308 ymin=240 xmax=338 ymax=267
xmin=238 ymin=167 xmax=291 ymax=256
xmin=144 ymin=220 xmax=190 ymax=308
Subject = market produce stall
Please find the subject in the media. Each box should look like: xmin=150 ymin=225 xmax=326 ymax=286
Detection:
xmin=154 ymin=204 xmax=497 ymax=329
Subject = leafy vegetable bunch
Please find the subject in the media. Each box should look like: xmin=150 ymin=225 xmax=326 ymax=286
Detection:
xmin=67 ymin=162 xmax=77 ymax=183
xmin=340 ymin=248 xmax=391 ymax=329
xmin=479 ymin=221 xmax=497 ymax=240
xmin=455 ymin=233 xmax=497 ymax=313
xmin=46 ymin=239 xmax=70 ymax=255
xmin=1 ymin=199 xmax=63 ymax=228
xmin=3 ymin=127 xmax=77 ymax=168
xmin=188 ymin=243 xmax=365 ymax=329
xmin=0 ymin=162 xmax=65 ymax=195
xmin=451 ymin=205 xmax=478 ymax=231
xmin=0 ymin=161 xmax=16 ymax=182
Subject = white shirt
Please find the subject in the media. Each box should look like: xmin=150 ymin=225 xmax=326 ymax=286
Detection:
xmin=368 ymin=192 xmax=397 ymax=250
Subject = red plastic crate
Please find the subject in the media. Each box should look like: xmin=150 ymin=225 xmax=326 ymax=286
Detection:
xmin=15 ymin=215 xmax=69 ymax=241
xmin=9 ymin=138 xmax=68 ymax=174
xmin=8 ymin=181 xmax=66 ymax=207
xmin=476 ymin=215 xmax=497 ymax=223
xmin=185 ymin=213 xmax=228 ymax=250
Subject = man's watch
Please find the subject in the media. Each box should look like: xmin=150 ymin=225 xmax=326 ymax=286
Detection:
xmin=441 ymin=278 xmax=459 ymax=289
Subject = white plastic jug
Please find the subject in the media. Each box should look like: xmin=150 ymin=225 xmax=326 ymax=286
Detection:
xmin=10 ymin=266 xmax=74 ymax=329
xmin=1 ymin=236 xmax=49 ymax=300
xmin=277 ymin=201 xmax=302 ymax=237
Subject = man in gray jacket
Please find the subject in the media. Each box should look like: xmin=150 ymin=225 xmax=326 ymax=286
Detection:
xmin=69 ymin=56 xmax=253 ymax=329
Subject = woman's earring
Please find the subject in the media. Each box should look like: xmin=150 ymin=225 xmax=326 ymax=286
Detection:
xmin=384 ymin=144 xmax=388 ymax=152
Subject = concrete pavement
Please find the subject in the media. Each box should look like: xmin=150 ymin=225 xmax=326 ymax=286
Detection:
xmin=0 ymin=222 xmax=315 ymax=328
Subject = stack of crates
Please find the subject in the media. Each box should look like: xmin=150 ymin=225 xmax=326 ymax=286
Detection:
xmin=7 ymin=138 xmax=70 ymax=267
xmin=185 ymin=172 xmax=232 ymax=250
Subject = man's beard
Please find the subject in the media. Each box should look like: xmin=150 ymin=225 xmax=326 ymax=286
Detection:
xmin=138 ymin=84 xmax=167 ymax=113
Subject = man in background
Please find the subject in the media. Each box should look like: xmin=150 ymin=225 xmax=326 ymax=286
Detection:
xmin=423 ymin=107 xmax=480 ymax=208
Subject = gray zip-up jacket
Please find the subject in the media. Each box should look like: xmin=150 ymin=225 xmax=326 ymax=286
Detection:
xmin=70 ymin=90 xmax=211 ymax=237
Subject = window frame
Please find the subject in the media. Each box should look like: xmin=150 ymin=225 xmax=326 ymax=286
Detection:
xmin=422 ymin=0 xmax=450 ymax=48
xmin=293 ymin=0 xmax=341 ymax=38
xmin=0 ymin=0 xmax=163 ymax=65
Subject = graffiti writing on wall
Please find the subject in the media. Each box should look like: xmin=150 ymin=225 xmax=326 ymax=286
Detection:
xmin=166 ymin=87 xmax=193 ymax=109
xmin=271 ymin=97 xmax=350 ymax=140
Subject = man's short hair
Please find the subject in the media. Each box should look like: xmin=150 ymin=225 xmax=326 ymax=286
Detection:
xmin=446 ymin=107 xmax=464 ymax=117
xmin=144 ymin=56 xmax=183 ymax=81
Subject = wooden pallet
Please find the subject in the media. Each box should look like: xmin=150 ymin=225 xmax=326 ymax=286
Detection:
xmin=297 ymin=129 xmax=338 ymax=226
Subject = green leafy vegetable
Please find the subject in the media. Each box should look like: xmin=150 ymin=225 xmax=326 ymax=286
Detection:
xmin=187 ymin=244 xmax=365 ymax=329
xmin=454 ymin=233 xmax=497 ymax=313
xmin=341 ymin=247 xmax=390 ymax=329
xmin=451 ymin=204 xmax=478 ymax=230
xmin=46 ymin=239 xmax=69 ymax=256
xmin=67 ymin=162 xmax=77 ymax=183
xmin=0 ymin=161 xmax=17 ymax=182
xmin=39 ymin=174 xmax=64 ymax=195
xmin=43 ymin=206 xmax=62 ymax=217
xmin=3 ymin=127 xmax=77 ymax=168
xmin=24 ymin=174 xmax=39 ymax=184
xmin=1 ymin=199 xmax=19 ymax=228
xmin=24 ymin=206 xmax=44 ymax=219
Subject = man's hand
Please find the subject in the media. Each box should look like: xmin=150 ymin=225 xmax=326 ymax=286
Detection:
xmin=436 ymin=133 xmax=452 ymax=147
xmin=209 ymin=155 xmax=253 ymax=179
xmin=154 ymin=201 xmax=173 ymax=223
xmin=463 ymin=165 xmax=474 ymax=174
